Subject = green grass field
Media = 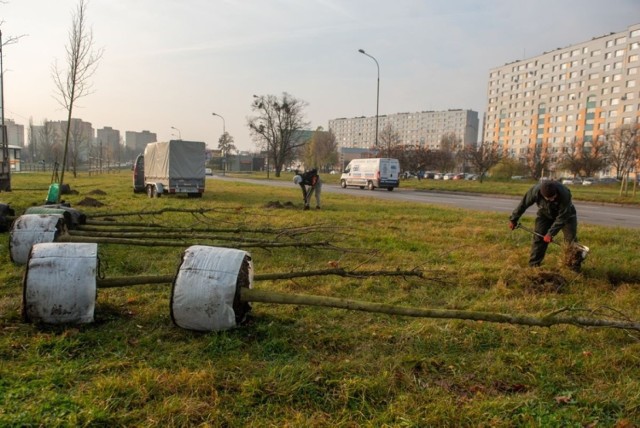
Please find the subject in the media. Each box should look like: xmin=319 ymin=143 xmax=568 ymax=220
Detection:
xmin=1 ymin=172 xmax=639 ymax=426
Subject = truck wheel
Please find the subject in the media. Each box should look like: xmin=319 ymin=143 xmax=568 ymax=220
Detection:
xmin=340 ymin=180 xmax=347 ymax=189
xmin=367 ymin=181 xmax=375 ymax=191
xmin=387 ymin=187 xmax=394 ymax=191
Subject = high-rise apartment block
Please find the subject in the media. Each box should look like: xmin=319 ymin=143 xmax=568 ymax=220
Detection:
xmin=329 ymin=109 xmax=479 ymax=150
xmin=5 ymin=119 xmax=25 ymax=147
xmin=485 ymin=23 xmax=640 ymax=160
xmin=96 ymin=126 xmax=121 ymax=156
xmin=126 ymin=130 xmax=157 ymax=153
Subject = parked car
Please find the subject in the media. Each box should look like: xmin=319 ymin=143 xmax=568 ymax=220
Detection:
xmin=581 ymin=177 xmax=595 ymax=186
xmin=423 ymin=171 xmax=436 ymax=179
xmin=561 ymin=178 xmax=580 ymax=185
xmin=443 ymin=173 xmax=455 ymax=180
xmin=465 ymin=174 xmax=479 ymax=180
xmin=597 ymin=177 xmax=620 ymax=184
xmin=452 ymin=173 xmax=465 ymax=180
xmin=433 ymin=173 xmax=444 ymax=180
xmin=205 ymin=168 xmax=213 ymax=176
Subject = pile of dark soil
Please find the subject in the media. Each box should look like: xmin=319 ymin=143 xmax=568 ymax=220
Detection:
xmin=76 ymin=197 xmax=105 ymax=207
xmin=525 ymin=271 xmax=568 ymax=293
xmin=264 ymin=201 xmax=295 ymax=209
xmin=88 ymin=189 xmax=107 ymax=195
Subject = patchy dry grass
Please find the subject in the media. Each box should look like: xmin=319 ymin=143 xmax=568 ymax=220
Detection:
xmin=0 ymin=171 xmax=639 ymax=426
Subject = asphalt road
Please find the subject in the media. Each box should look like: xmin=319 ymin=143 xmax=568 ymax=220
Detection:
xmin=212 ymin=176 xmax=640 ymax=229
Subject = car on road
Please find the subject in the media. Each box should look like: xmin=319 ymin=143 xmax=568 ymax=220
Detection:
xmin=582 ymin=177 xmax=595 ymax=186
xmin=561 ymin=177 xmax=580 ymax=185
xmin=597 ymin=177 xmax=620 ymax=184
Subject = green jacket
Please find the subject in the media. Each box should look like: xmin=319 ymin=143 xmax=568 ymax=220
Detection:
xmin=509 ymin=182 xmax=576 ymax=236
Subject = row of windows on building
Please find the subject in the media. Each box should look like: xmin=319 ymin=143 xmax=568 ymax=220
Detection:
xmin=489 ymin=28 xmax=640 ymax=79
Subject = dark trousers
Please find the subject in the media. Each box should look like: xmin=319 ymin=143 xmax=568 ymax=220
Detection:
xmin=529 ymin=215 xmax=578 ymax=267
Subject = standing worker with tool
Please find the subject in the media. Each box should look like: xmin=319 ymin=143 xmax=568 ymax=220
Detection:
xmin=293 ymin=168 xmax=322 ymax=210
xmin=508 ymin=180 xmax=579 ymax=269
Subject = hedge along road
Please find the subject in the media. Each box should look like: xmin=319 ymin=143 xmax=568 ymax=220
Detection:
xmin=212 ymin=176 xmax=640 ymax=229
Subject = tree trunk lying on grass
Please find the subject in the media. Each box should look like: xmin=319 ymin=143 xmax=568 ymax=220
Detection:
xmin=57 ymin=234 xmax=332 ymax=250
xmin=243 ymin=289 xmax=640 ymax=332
xmin=68 ymin=230 xmax=282 ymax=244
xmin=95 ymin=271 xmax=640 ymax=332
xmin=86 ymin=207 xmax=221 ymax=218
xmin=96 ymin=267 xmax=429 ymax=289
xmin=80 ymin=221 xmax=341 ymax=238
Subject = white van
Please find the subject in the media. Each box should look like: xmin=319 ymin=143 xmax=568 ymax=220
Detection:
xmin=340 ymin=158 xmax=400 ymax=191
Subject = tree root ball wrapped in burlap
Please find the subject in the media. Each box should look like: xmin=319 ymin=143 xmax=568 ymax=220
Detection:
xmin=23 ymin=242 xmax=98 ymax=324
xmin=170 ymin=246 xmax=253 ymax=332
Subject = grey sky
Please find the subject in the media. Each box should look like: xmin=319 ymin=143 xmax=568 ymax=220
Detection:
xmin=2 ymin=0 xmax=638 ymax=151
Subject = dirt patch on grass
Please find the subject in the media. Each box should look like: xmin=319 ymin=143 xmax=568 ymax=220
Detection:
xmin=264 ymin=201 xmax=295 ymax=209
xmin=524 ymin=271 xmax=568 ymax=293
xmin=76 ymin=197 xmax=105 ymax=207
xmin=606 ymin=271 xmax=640 ymax=286
xmin=88 ymin=189 xmax=107 ymax=195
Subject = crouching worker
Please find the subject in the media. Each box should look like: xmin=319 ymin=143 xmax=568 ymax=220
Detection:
xmin=509 ymin=180 xmax=580 ymax=270
xmin=293 ymin=168 xmax=322 ymax=210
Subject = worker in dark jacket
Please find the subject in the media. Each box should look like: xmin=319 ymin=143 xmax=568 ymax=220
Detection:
xmin=509 ymin=180 xmax=578 ymax=268
xmin=293 ymin=168 xmax=322 ymax=210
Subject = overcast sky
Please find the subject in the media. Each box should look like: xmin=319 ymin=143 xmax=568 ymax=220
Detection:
xmin=1 ymin=0 xmax=638 ymax=151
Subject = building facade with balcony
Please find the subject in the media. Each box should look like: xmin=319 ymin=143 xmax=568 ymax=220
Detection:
xmin=329 ymin=109 xmax=479 ymax=150
xmin=484 ymin=23 xmax=640 ymax=164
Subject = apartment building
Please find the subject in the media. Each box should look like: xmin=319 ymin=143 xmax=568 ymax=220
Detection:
xmin=4 ymin=119 xmax=25 ymax=147
xmin=96 ymin=126 xmax=121 ymax=156
xmin=485 ymin=23 xmax=640 ymax=161
xmin=125 ymin=130 xmax=157 ymax=153
xmin=329 ymin=109 xmax=479 ymax=150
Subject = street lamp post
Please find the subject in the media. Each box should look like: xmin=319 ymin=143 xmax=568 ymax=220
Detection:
xmin=358 ymin=48 xmax=380 ymax=148
xmin=211 ymin=112 xmax=226 ymax=175
xmin=170 ymin=126 xmax=182 ymax=140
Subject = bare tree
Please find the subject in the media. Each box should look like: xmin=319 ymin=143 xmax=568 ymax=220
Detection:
xmin=606 ymin=125 xmax=638 ymax=182
xmin=557 ymin=137 xmax=608 ymax=179
xmin=383 ymin=144 xmax=433 ymax=175
xmin=558 ymin=139 xmax=584 ymax=178
xmin=303 ymin=127 xmax=338 ymax=172
xmin=218 ymin=132 xmax=236 ymax=173
xmin=38 ymin=119 xmax=61 ymax=165
xmin=248 ymin=93 xmax=309 ymax=177
xmin=379 ymin=123 xmax=401 ymax=154
xmin=462 ymin=141 xmax=502 ymax=183
xmin=526 ymin=140 xmax=551 ymax=180
xmin=581 ymin=139 xmax=608 ymax=178
xmin=52 ymin=0 xmax=103 ymax=198
xmin=68 ymin=120 xmax=89 ymax=177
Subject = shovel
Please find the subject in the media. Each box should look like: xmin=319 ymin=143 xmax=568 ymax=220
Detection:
xmin=514 ymin=222 xmax=590 ymax=261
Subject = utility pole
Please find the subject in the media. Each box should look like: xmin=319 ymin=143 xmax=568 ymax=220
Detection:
xmin=0 ymin=30 xmax=12 ymax=192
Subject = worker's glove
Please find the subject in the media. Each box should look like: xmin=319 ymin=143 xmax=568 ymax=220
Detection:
xmin=509 ymin=221 xmax=517 ymax=230
xmin=543 ymin=234 xmax=553 ymax=243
